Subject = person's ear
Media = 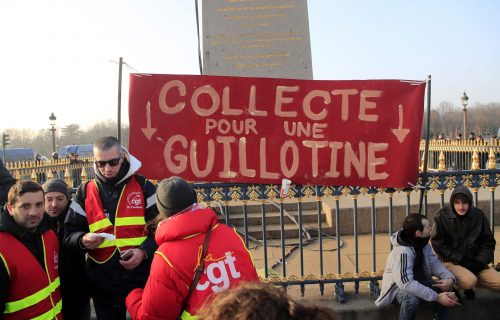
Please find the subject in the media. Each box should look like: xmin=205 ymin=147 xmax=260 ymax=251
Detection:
xmin=6 ymin=203 xmax=14 ymax=216
xmin=415 ymin=230 xmax=422 ymax=237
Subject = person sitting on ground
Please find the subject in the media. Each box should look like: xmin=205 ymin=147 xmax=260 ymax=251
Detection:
xmin=375 ymin=213 xmax=460 ymax=320
xmin=126 ymin=176 xmax=259 ymax=320
xmin=431 ymin=185 xmax=500 ymax=300
xmin=196 ymin=282 xmax=339 ymax=320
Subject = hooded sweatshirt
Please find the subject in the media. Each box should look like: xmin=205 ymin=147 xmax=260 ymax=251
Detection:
xmin=375 ymin=230 xmax=455 ymax=307
xmin=431 ymin=185 xmax=495 ymax=266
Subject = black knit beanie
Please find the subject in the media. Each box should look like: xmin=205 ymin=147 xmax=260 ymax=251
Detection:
xmin=156 ymin=177 xmax=196 ymax=217
xmin=42 ymin=178 xmax=70 ymax=201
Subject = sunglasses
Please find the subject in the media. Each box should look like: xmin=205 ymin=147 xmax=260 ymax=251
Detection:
xmin=95 ymin=157 xmax=121 ymax=168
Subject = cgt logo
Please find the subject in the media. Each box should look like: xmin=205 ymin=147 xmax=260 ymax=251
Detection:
xmin=196 ymin=252 xmax=241 ymax=293
xmin=127 ymin=192 xmax=142 ymax=208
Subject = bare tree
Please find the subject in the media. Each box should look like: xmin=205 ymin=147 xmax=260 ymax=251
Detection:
xmin=436 ymin=101 xmax=455 ymax=138
xmin=3 ymin=120 xmax=130 ymax=157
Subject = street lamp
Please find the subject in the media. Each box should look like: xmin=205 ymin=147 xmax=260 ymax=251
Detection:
xmin=461 ymin=91 xmax=469 ymax=140
xmin=49 ymin=112 xmax=57 ymax=153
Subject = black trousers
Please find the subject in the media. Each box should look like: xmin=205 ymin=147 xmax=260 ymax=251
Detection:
xmin=63 ymin=302 xmax=91 ymax=320
xmin=93 ymin=298 xmax=127 ymax=320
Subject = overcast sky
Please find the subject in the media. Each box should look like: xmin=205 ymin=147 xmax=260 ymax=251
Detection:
xmin=1 ymin=0 xmax=499 ymax=132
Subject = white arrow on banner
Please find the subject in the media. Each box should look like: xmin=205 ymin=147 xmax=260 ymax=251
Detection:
xmin=391 ymin=104 xmax=410 ymax=143
xmin=141 ymin=101 xmax=157 ymax=140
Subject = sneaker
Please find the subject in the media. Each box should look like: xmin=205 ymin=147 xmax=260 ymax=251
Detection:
xmin=464 ymin=289 xmax=475 ymax=300
xmin=452 ymin=288 xmax=463 ymax=303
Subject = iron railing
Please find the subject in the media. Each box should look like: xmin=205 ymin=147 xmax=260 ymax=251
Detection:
xmin=419 ymin=138 xmax=500 ymax=171
xmin=192 ymin=169 xmax=500 ymax=302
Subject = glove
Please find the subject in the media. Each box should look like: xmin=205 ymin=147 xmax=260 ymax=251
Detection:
xmin=458 ymin=258 xmax=486 ymax=275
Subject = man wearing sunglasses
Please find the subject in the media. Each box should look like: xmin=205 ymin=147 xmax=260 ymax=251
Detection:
xmin=64 ymin=136 xmax=158 ymax=320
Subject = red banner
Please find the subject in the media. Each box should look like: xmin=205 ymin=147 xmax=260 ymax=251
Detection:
xmin=128 ymin=74 xmax=425 ymax=188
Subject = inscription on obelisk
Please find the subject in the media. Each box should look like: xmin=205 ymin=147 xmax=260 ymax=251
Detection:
xmin=203 ymin=0 xmax=313 ymax=79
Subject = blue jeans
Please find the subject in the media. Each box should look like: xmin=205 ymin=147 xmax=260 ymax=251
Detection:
xmin=396 ymin=281 xmax=448 ymax=320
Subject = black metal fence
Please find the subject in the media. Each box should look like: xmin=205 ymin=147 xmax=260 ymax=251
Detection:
xmin=193 ymin=169 xmax=500 ymax=302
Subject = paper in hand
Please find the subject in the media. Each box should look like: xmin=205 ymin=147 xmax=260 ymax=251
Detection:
xmin=89 ymin=232 xmax=116 ymax=241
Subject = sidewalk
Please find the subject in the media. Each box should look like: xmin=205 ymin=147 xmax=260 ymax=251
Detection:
xmin=250 ymin=228 xmax=500 ymax=282
xmin=246 ymin=228 xmax=500 ymax=319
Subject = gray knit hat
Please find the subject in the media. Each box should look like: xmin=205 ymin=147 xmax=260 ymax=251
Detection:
xmin=42 ymin=178 xmax=70 ymax=201
xmin=156 ymin=177 xmax=196 ymax=216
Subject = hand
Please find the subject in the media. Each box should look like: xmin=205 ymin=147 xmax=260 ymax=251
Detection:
xmin=432 ymin=278 xmax=454 ymax=292
xmin=119 ymin=249 xmax=146 ymax=270
xmin=436 ymin=292 xmax=461 ymax=307
xmin=81 ymin=233 xmax=105 ymax=250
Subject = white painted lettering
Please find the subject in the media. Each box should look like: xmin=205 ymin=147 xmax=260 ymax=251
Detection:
xmin=303 ymin=89 xmax=329 ymax=121
xmin=359 ymin=90 xmax=381 ymax=122
xmin=275 ymin=85 xmax=299 ymax=117
xmin=344 ymin=142 xmax=366 ymax=178
xmin=190 ymin=139 xmax=215 ymax=178
xmin=159 ymin=80 xmax=186 ymax=114
xmin=164 ymin=135 xmax=188 ymax=174
xmin=331 ymin=89 xmax=358 ymax=121
xmin=222 ymin=86 xmax=244 ymax=116
xmin=216 ymin=136 xmax=237 ymax=178
xmin=280 ymin=140 xmax=299 ymax=177
xmin=303 ymin=140 xmax=329 ymax=177
xmin=191 ymin=85 xmax=220 ymax=116
xmin=367 ymin=142 xmax=389 ymax=180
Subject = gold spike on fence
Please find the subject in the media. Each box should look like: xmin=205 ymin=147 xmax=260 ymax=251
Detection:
xmin=420 ymin=138 xmax=500 ymax=171
xmin=471 ymin=151 xmax=480 ymax=170
xmin=4 ymin=158 xmax=95 ymax=187
xmin=438 ymin=151 xmax=446 ymax=172
xmin=488 ymin=149 xmax=497 ymax=170
xmin=81 ymin=166 xmax=88 ymax=183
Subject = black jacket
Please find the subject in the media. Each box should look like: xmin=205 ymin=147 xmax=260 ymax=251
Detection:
xmin=64 ymin=152 xmax=158 ymax=307
xmin=0 ymin=205 xmax=53 ymax=314
xmin=0 ymin=160 xmax=15 ymax=206
xmin=48 ymin=201 xmax=90 ymax=319
xmin=431 ymin=185 xmax=496 ymax=268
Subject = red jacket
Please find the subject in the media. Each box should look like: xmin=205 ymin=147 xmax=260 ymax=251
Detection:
xmin=126 ymin=206 xmax=259 ymax=320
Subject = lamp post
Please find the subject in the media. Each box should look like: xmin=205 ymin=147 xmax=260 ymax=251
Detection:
xmin=49 ymin=112 xmax=57 ymax=153
xmin=461 ymin=91 xmax=469 ymax=140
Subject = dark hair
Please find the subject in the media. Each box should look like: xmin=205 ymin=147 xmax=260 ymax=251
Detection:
xmin=452 ymin=193 xmax=470 ymax=204
xmin=402 ymin=213 xmax=427 ymax=237
xmin=94 ymin=136 xmax=121 ymax=152
xmin=8 ymin=181 xmax=44 ymax=206
xmin=197 ymin=282 xmax=339 ymax=320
